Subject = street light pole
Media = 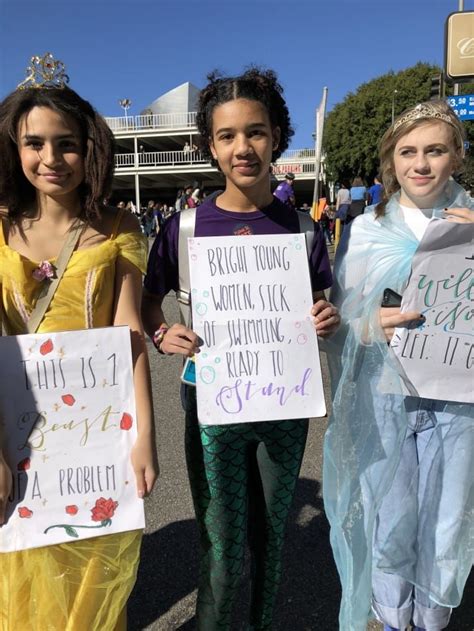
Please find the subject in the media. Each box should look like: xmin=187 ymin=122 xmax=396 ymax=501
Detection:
xmin=391 ymin=89 xmax=398 ymax=124
xmin=118 ymin=98 xmax=132 ymax=127
xmin=312 ymin=87 xmax=328 ymax=220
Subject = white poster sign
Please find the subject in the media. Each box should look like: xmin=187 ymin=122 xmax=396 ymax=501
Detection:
xmin=0 ymin=326 xmax=145 ymax=552
xmin=188 ymin=233 xmax=326 ymax=424
xmin=391 ymin=219 xmax=473 ymax=403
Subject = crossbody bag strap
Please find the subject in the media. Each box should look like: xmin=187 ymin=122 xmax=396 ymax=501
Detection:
xmin=26 ymin=221 xmax=85 ymax=334
xmin=177 ymin=207 xmax=197 ymax=326
xmin=296 ymin=210 xmax=315 ymax=255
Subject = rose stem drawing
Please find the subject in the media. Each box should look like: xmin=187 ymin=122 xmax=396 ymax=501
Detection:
xmin=44 ymin=497 xmax=118 ymax=539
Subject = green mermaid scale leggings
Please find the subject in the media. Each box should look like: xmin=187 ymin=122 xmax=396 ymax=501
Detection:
xmin=183 ymin=386 xmax=309 ymax=631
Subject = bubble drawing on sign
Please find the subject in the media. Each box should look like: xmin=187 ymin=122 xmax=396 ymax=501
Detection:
xmin=195 ymin=303 xmax=208 ymax=317
xmin=200 ymin=366 xmax=216 ymax=384
xmin=297 ymin=334 xmax=308 ymax=345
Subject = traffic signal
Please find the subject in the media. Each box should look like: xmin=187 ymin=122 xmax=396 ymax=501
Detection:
xmin=429 ymin=74 xmax=444 ymax=100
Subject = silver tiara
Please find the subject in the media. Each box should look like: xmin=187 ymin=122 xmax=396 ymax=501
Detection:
xmin=393 ymin=103 xmax=454 ymax=132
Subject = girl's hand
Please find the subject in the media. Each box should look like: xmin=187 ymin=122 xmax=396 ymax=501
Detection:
xmin=131 ymin=434 xmax=159 ymax=499
xmin=311 ymin=300 xmax=341 ymax=337
xmin=379 ymin=307 xmax=425 ymax=342
xmin=443 ymin=207 xmax=474 ymax=224
xmin=160 ymin=323 xmax=200 ymax=357
xmin=0 ymin=451 xmax=12 ymax=525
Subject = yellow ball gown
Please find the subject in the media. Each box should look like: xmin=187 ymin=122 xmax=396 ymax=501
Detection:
xmin=0 ymin=213 xmax=148 ymax=631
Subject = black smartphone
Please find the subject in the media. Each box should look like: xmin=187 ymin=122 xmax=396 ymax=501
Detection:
xmin=381 ymin=288 xmax=402 ymax=308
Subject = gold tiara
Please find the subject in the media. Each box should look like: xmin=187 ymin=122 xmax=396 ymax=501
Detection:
xmin=393 ymin=103 xmax=454 ymax=132
xmin=17 ymin=53 xmax=69 ymax=90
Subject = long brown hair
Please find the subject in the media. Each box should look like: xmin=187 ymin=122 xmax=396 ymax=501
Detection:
xmin=0 ymin=86 xmax=115 ymax=223
xmin=375 ymin=100 xmax=466 ymax=217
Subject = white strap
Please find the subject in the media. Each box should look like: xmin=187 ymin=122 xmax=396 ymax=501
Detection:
xmin=26 ymin=221 xmax=84 ymax=334
xmin=177 ymin=208 xmax=197 ymax=326
xmin=296 ymin=210 xmax=315 ymax=254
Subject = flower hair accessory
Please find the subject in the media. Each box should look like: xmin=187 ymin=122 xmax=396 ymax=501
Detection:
xmin=32 ymin=261 xmax=55 ymax=282
xmin=17 ymin=52 xmax=69 ymax=90
xmin=393 ymin=103 xmax=454 ymax=132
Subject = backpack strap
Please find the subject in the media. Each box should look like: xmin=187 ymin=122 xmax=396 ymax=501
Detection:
xmin=296 ymin=210 xmax=315 ymax=255
xmin=177 ymin=207 xmax=197 ymax=325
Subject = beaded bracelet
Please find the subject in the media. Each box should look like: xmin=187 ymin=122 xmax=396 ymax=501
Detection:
xmin=152 ymin=325 xmax=169 ymax=354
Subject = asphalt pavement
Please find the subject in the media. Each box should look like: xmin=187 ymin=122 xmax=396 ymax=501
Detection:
xmin=127 ymin=247 xmax=473 ymax=631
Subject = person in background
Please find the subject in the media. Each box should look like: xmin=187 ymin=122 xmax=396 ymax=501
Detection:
xmin=299 ymin=201 xmax=311 ymax=213
xmin=273 ymin=172 xmax=296 ymax=210
xmin=175 ymin=188 xmax=186 ymax=212
xmin=347 ymin=176 xmax=367 ymax=223
xmin=367 ymin=174 xmax=383 ymax=205
xmin=183 ymin=184 xmax=196 ymax=208
xmin=319 ymin=203 xmax=333 ymax=244
xmin=141 ymin=202 xmax=156 ymax=237
xmin=335 ymin=181 xmax=351 ymax=224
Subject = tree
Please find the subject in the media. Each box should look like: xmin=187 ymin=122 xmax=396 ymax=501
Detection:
xmin=324 ymin=62 xmax=473 ymax=189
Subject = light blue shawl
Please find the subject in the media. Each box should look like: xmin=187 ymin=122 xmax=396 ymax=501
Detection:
xmin=324 ymin=180 xmax=474 ymax=630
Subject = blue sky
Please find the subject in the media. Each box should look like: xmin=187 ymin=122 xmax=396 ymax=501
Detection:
xmin=1 ymin=0 xmax=471 ymax=148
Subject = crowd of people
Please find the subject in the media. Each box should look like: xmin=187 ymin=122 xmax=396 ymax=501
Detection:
xmin=0 ymin=55 xmax=472 ymax=631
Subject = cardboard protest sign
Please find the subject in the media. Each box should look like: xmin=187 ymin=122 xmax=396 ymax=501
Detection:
xmin=390 ymin=219 xmax=473 ymax=403
xmin=0 ymin=326 xmax=144 ymax=552
xmin=188 ymin=233 xmax=326 ymax=424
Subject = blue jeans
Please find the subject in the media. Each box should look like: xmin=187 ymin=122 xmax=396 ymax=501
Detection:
xmin=371 ymin=398 xmax=472 ymax=631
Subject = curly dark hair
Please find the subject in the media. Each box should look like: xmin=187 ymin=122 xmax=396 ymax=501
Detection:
xmin=196 ymin=67 xmax=294 ymax=167
xmin=0 ymin=86 xmax=115 ymax=223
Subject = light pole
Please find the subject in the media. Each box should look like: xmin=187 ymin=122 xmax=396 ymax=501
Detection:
xmin=391 ymin=89 xmax=398 ymax=124
xmin=118 ymin=98 xmax=132 ymax=126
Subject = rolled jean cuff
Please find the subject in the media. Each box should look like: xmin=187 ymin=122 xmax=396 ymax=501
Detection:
xmin=413 ymin=601 xmax=451 ymax=630
xmin=372 ymin=598 xmax=412 ymax=629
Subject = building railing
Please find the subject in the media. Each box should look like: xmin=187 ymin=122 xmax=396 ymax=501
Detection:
xmin=105 ymin=111 xmax=198 ymax=132
xmin=278 ymin=148 xmax=315 ymax=161
xmin=114 ymin=149 xmax=316 ymax=174
xmin=115 ymin=150 xmax=207 ymax=168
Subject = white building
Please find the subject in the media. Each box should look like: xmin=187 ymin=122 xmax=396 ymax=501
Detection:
xmin=106 ymin=82 xmax=319 ymax=208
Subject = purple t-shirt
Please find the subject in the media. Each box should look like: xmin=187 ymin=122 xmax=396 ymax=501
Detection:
xmin=144 ymin=196 xmax=332 ymax=296
xmin=273 ymin=181 xmax=295 ymax=207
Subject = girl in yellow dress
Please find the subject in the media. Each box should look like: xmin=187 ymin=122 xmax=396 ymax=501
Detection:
xmin=0 ymin=54 xmax=158 ymax=630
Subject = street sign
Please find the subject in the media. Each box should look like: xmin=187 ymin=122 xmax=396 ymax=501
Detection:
xmin=447 ymin=94 xmax=474 ymax=120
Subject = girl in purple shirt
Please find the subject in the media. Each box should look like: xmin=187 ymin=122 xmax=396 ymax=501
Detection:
xmin=142 ymin=67 xmax=340 ymax=631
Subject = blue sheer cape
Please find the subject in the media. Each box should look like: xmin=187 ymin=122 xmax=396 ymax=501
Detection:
xmin=324 ymin=181 xmax=474 ymax=630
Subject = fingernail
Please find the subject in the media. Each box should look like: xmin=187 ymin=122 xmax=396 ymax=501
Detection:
xmin=138 ymin=490 xmax=144 ymax=498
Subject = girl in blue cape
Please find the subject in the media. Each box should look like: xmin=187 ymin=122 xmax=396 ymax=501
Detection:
xmin=324 ymin=100 xmax=473 ymax=631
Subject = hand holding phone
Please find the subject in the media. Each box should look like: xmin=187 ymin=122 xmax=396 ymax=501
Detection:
xmin=381 ymin=288 xmax=402 ymax=308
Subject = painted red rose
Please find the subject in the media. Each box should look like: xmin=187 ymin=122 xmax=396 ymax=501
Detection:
xmin=39 ymin=339 xmax=54 ymax=355
xmin=120 ymin=413 xmax=133 ymax=431
xmin=91 ymin=497 xmax=118 ymax=522
xmin=18 ymin=507 xmax=33 ymax=518
xmin=17 ymin=457 xmax=31 ymax=471
xmin=61 ymin=394 xmax=76 ymax=406
xmin=65 ymin=505 xmax=78 ymax=515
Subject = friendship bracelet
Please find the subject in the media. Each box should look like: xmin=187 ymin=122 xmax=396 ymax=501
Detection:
xmin=152 ymin=325 xmax=169 ymax=354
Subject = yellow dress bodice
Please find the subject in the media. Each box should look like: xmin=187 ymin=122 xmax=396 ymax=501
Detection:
xmin=0 ymin=219 xmax=147 ymax=334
